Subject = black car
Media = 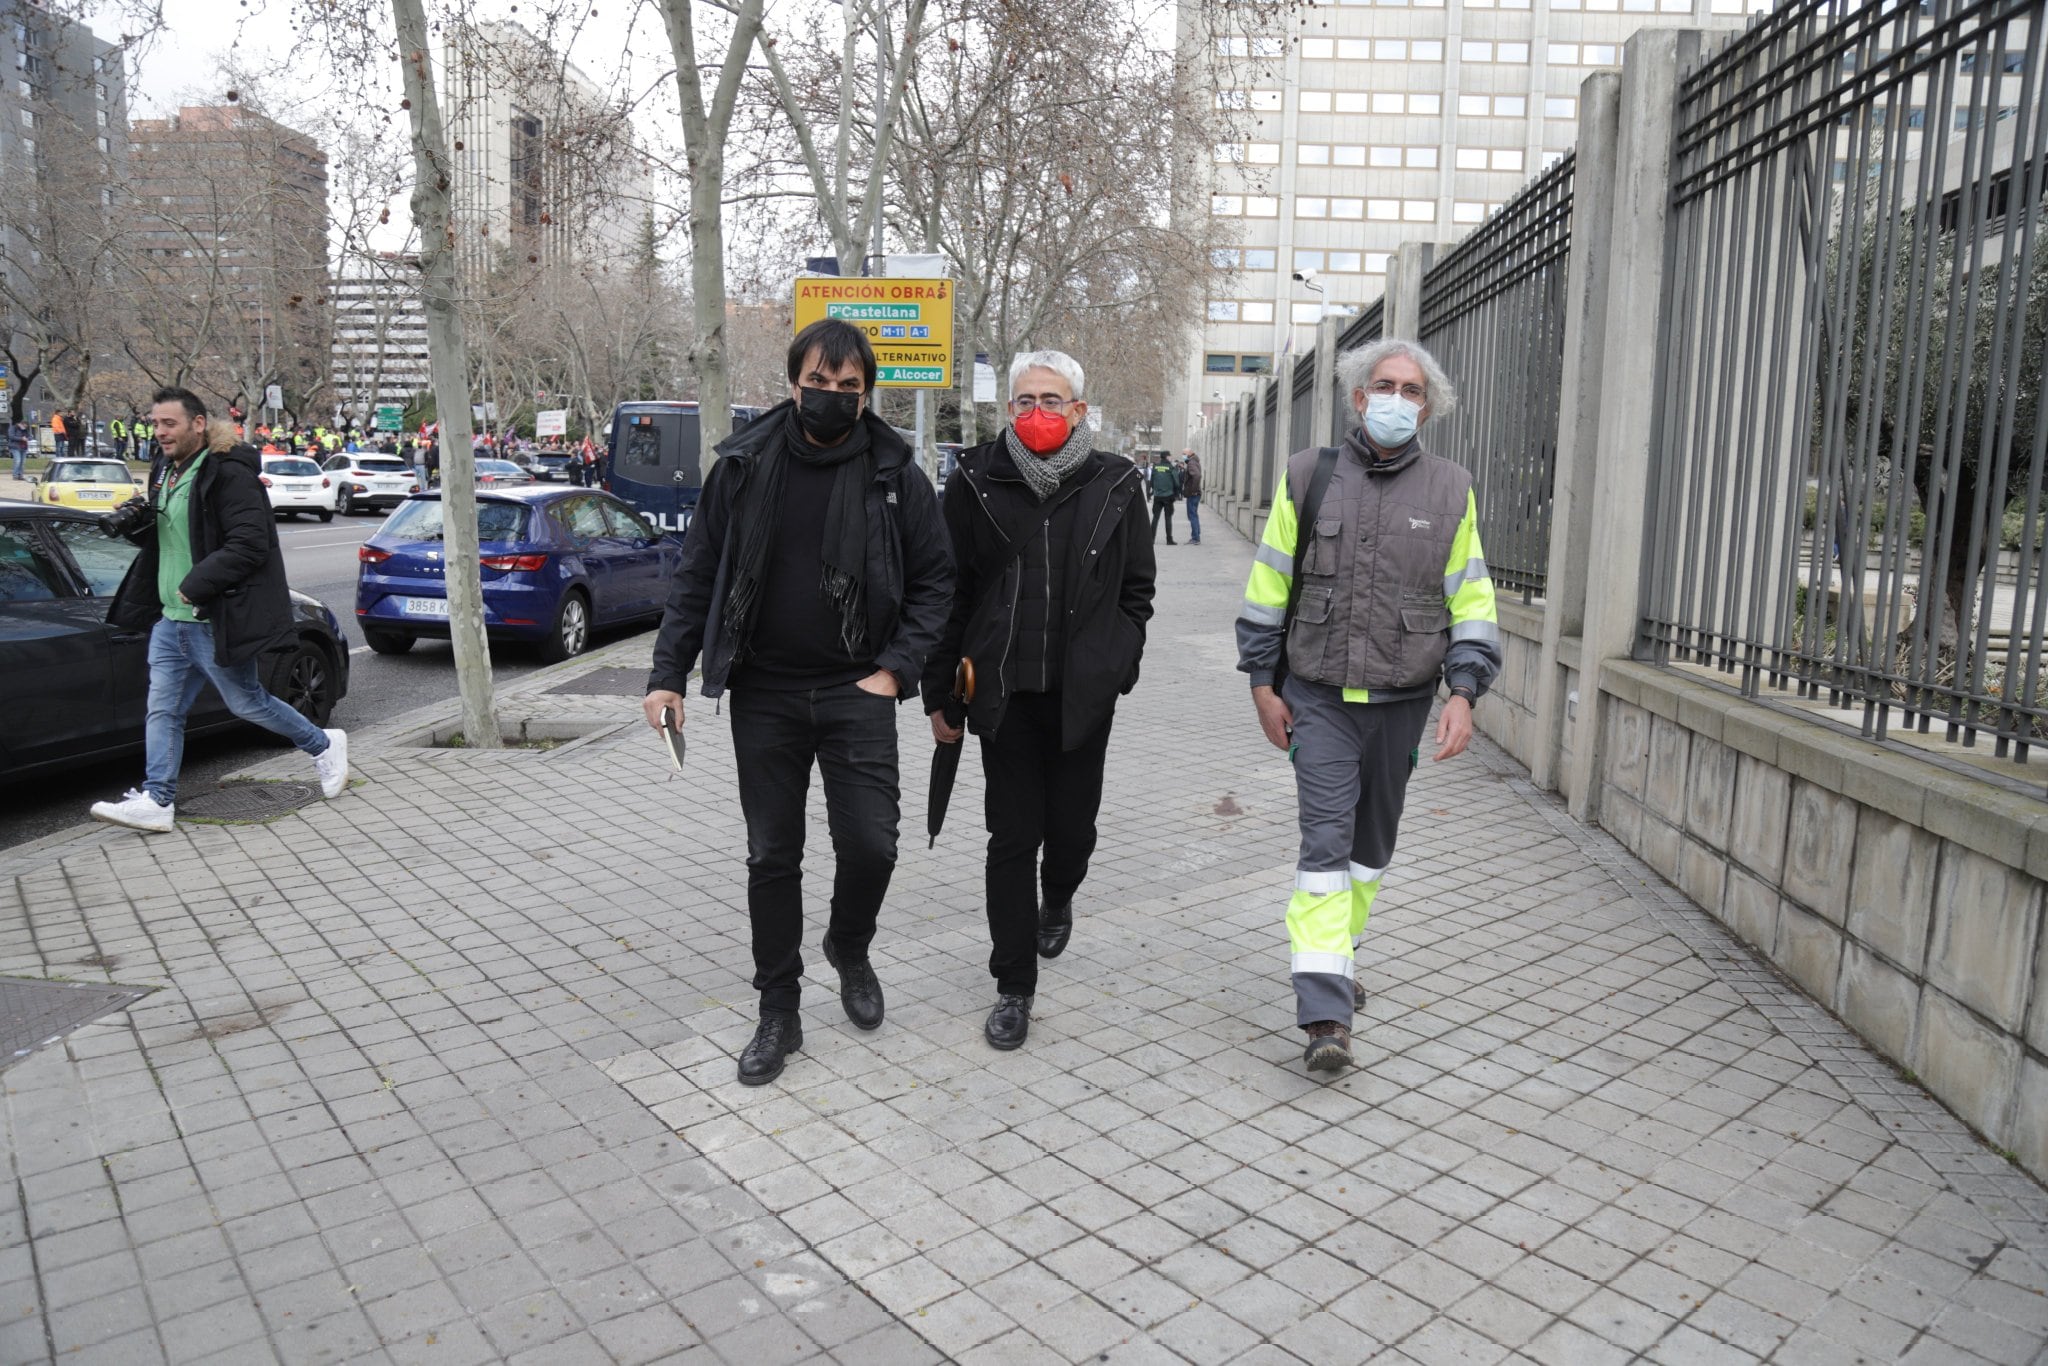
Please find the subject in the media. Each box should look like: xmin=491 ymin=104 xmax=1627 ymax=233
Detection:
xmin=527 ymin=450 xmax=575 ymax=481
xmin=0 ymin=500 xmax=351 ymax=783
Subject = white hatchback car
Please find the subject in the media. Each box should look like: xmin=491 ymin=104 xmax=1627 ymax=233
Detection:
xmin=260 ymin=456 xmax=339 ymax=522
xmin=322 ymin=453 xmax=421 ymax=516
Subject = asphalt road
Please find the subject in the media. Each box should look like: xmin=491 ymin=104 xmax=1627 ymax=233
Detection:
xmin=0 ymin=511 xmax=655 ymax=852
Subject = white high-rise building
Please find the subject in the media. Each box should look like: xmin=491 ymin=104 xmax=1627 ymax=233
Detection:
xmin=330 ymin=252 xmax=430 ymax=419
xmin=1165 ymin=0 xmax=1763 ymax=448
xmin=440 ymin=19 xmax=650 ymax=281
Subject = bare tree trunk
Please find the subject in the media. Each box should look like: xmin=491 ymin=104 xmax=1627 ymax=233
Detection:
xmin=394 ymin=0 xmax=499 ymax=748
xmin=661 ymin=0 xmax=763 ymax=452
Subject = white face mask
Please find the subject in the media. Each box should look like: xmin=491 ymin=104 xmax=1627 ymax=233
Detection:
xmin=1362 ymin=392 xmax=1422 ymax=449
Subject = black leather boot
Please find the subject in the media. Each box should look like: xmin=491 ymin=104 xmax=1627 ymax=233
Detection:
xmin=737 ymin=1015 xmax=803 ymax=1086
xmin=985 ymin=994 xmax=1034 ymax=1050
xmin=1037 ymin=900 xmax=1073 ymax=959
xmin=822 ymin=935 xmax=885 ymax=1031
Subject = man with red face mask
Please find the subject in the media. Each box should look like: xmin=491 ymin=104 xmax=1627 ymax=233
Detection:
xmin=923 ymin=351 xmax=1157 ymax=1050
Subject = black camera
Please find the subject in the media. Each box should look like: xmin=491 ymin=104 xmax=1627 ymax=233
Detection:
xmin=101 ymin=496 xmax=153 ymax=541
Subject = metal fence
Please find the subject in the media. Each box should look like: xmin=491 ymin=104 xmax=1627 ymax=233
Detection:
xmin=1642 ymin=0 xmax=2048 ymax=759
xmin=1418 ymin=153 xmax=1575 ymax=602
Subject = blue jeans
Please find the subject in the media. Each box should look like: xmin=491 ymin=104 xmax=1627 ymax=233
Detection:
xmin=1186 ymin=495 xmax=1201 ymax=542
xmin=144 ymin=618 xmax=327 ymax=804
xmin=9 ymin=446 xmax=22 ymax=479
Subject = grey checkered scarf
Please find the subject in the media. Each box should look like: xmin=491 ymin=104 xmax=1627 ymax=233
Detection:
xmin=1004 ymin=421 xmax=1093 ymax=501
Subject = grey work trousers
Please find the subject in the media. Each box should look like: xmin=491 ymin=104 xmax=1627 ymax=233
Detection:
xmin=1282 ymin=677 xmax=1432 ymax=1025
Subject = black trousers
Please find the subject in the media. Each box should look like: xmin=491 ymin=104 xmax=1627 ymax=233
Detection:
xmin=729 ymin=683 xmax=901 ymax=1015
xmin=1150 ymin=496 xmax=1176 ymax=542
xmin=979 ymin=691 xmax=1114 ymax=997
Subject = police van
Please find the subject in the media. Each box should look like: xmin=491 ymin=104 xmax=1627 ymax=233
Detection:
xmin=603 ymin=401 xmax=764 ymax=538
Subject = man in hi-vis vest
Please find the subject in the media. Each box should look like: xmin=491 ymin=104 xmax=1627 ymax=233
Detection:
xmin=1235 ymin=338 xmax=1500 ymax=1073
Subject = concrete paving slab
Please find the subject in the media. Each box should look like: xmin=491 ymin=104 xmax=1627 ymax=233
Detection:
xmin=3 ymin=520 xmax=2046 ymax=1363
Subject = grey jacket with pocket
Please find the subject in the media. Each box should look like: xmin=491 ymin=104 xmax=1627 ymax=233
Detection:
xmin=1239 ymin=433 xmax=1502 ymax=703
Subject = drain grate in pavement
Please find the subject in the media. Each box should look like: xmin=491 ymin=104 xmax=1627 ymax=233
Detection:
xmin=548 ymin=666 xmax=648 ymax=697
xmin=2 ymin=977 xmax=152 ymax=1071
xmin=180 ymin=781 xmax=322 ymax=821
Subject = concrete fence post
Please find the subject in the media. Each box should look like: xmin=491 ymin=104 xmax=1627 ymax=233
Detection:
xmin=1563 ymin=26 xmax=1700 ymax=823
xmin=1530 ymin=68 xmax=1623 ymax=794
xmin=1243 ymin=391 xmax=1265 ymax=540
xmin=1274 ymin=353 xmax=1296 ymax=473
xmin=1310 ymin=315 xmax=1341 ymax=451
xmin=1383 ymin=243 xmax=1432 ymax=341
xmin=1230 ymin=397 xmax=1252 ymax=538
xmin=1248 ymin=380 xmax=1269 ymax=520
xmin=1222 ymin=405 xmax=1239 ymax=513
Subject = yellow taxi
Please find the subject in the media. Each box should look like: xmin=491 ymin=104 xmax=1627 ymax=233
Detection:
xmin=35 ymin=457 xmax=146 ymax=512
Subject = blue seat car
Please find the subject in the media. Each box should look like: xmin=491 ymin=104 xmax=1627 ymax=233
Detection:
xmin=355 ymin=486 xmax=681 ymax=662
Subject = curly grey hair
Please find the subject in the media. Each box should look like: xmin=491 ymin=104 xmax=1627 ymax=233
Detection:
xmin=1335 ymin=338 xmax=1457 ymax=421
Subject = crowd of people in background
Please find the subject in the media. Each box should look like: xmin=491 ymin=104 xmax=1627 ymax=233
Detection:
xmin=2 ymin=405 xmax=596 ymax=489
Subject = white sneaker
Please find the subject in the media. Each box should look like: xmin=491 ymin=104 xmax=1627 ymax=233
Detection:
xmin=90 ymin=788 xmax=174 ymax=833
xmin=314 ymin=729 xmax=349 ymax=798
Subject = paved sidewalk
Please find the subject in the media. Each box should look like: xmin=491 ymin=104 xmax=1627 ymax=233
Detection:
xmin=4 ymin=524 xmax=2048 ymax=1364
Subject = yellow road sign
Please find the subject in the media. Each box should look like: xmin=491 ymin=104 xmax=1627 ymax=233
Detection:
xmin=793 ymin=277 xmax=953 ymax=388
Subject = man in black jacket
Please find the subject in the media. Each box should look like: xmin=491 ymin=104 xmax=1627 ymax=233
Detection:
xmin=643 ymin=320 xmax=952 ymax=1086
xmin=89 ymin=388 xmax=348 ymax=833
xmin=923 ymin=350 xmax=1156 ymax=1050
xmin=1148 ymin=451 xmax=1183 ymax=545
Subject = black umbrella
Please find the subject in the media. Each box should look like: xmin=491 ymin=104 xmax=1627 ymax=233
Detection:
xmin=927 ymin=658 xmax=976 ymax=848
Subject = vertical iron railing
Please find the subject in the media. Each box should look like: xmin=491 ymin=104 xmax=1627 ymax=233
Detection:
xmin=1418 ymin=152 xmax=1574 ymax=603
xmin=1643 ymin=0 xmax=2048 ymax=767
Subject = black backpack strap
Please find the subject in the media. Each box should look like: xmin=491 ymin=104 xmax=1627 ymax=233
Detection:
xmin=1275 ymin=446 xmax=1341 ymax=691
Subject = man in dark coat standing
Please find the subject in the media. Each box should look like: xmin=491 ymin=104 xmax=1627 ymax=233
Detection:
xmin=1181 ymin=448 xmax=1204 ymax=544
xmin=1148 ymin=451 xmax=1183 ymax=545
xmin=643 ymin=320 xmax=953 ymax=1087
xmin=90 ymin=387 xmax=348 ymax=833
xmin=924 ymin=350 xmax=1156 ymax=1050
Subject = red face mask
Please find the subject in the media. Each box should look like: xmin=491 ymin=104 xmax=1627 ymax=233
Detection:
xmin=1014 ymin=407 xmax=1070 ymax=454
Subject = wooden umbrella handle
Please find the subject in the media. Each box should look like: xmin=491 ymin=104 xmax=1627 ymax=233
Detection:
xmin=955 ymin=658 xmax=976 ymax=703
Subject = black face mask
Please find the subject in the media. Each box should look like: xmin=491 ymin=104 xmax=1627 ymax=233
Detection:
xmin=796 ymin=387 xmax=863 ymax=444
